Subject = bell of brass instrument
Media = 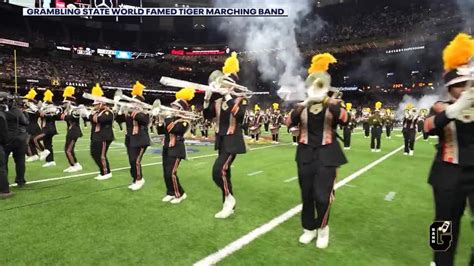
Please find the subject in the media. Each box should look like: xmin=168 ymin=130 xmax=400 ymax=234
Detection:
xmin=305 ymin=72 xmax=331 ymax=99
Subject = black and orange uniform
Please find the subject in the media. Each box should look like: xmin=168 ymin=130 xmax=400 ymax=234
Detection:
xmin=89 ymin=106 xmax=114 ymax=176
xmin=342 ymin=114 xmax=356 ymax=148
xmin=25 ymin=110 xmax=41 ymax=157
xmin=124 ymin=110 xmax=150 ymax=184
xmin=286 ymin=99 xmax=349 ymax=231
xmin=249 ymin=112 xmax=263 ymax=141
xmin=263 ymin=111 xmax=270 ymax=132
xmin=402 ymin=115 xmax=418 ymax=153
xmin=204 ymin=96 xmax=246 ymax=201
xmin=159 ymin=113 xmax=189 ymax=198
xmin=36 ymin=108 xmax=59 ymax=162
xmin=362 ymin=114 xmax=370 ymax=137
xmin=242 ymin=111 xmax=250 ymax=136
xmin=60 ymin=109 xmax=83 ymax=167
xmin=423 ymin=33 xmax=474 ymax=266
xmin=424 ymin=101 xmax=474 ymax=266
xmin=369 ymin=112 xmax=383 ymax=150
xmin=385 ymin=116 xmax=394 ymax=138
xmin=270 ymin=111 xmax=283 ymax=142
xmin=199 ymin=118 xmax=210 ymax=138
xmin=417 ymin=114 xmax=429 ymax=140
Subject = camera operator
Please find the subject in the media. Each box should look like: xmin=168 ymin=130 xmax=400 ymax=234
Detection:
xmin=3 ymin=94 xmax=29 ymax=187
xmin=0 ymin=92 xmax=12 ymax=198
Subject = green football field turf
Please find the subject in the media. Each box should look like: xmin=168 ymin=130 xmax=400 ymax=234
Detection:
xmin=1 ymin=124 xmax=472 ymax=265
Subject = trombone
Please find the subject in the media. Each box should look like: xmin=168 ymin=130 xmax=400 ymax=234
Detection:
xmin=160 ymin=70 xmax=269 ymax=98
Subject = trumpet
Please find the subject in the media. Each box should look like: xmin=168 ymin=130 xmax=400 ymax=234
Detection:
xmin=151 ymin=100 xmax=201 ymax=121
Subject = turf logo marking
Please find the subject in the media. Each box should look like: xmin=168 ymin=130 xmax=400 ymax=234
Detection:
xmin=429 ymin=221 xmax=453 ymax=252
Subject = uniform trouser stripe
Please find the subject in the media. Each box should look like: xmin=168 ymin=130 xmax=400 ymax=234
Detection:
xmin=171 ymin=158 xmax=181 ymax=197
xmin=135 ymin=148 xmax=145 ymax=181
xmin=221 ymin=155 xmax=233 ymax=197
xmin=101 ymin=141 xmax=107 ymax=174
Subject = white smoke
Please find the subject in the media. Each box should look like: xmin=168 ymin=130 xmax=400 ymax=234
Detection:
xmin=212 ymin=0 xmax=322 ymax=101
xmin=395 ymin=94 xmax=441 ymax=120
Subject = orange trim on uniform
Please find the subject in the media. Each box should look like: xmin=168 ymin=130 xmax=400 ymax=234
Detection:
xmin=132 ymin=120 xmax=139 ymax=135
xmin=101 ymin=141 xmax=107 ymax=174
xmin=231 ymin=97 xmax=242 ymax=115
xmin=339 ymin=109 xmax=348 ymax=123
xmin=166 ymin=122 xmax=175 ymax=132
xmin=227 ymin=115 xmax=236 ymax=135
xmin=135 ymin=147 xmax=145 ymax=181
xmin=171 ymin=158 xmax=181 ymax=198
xmin=221 ymin=155 xmax=233 ymax=197
xmin=169 ymin=134 xmax=176 ymax=147
xmin=424 ymin=116 xmax=435 ymax=133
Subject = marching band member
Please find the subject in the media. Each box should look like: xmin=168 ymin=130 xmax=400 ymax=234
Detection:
xmin=199 ymin=117 xmax=210 ymax=139
xmin=36 ymin=89 xmax=59 ymax=167
xmin=158 ymin=87 xmax=194 ymax=203
xmin=263 ymin=108 xmax=270 ymax=132
xmin=82 ymin=84 xmax=115 ymax=180
xmin=418 ymin=108 xmax=429 ymax=141
xmin=423 ymin=33 xmax=474 ymax=266
xmin=23 ymin=89 xmax=41 ymax=162
xmin=342 ymin=103 xmax=356 ymax=150
xmin=361 ymin=107 xmax=371 ymax=138
xmin=249 ymin=105 xmax=262 ymax=142
xmin=286 ymin=53 xmax=350 ymax=249
xmin=203 ymin=52 xmax=247 ymax=219
xmin=384 ymin=108 xmax=394 ymax=139
xmin=368 ymin=102 xmax=383 ymax=152
xmin=402 ymin=103 xmax=418 ymax=156
xmin=124 ymin=81 xmax=150 ymax=191
xmin=270 ymin=103 xmax=283 ymax=144
xmin=242 ymin=110 xmax=250 ymax=136
xmin=190 ymin=105 xmax=198 ymax=138
xmin=60 ymin=86 xmax=83 ymax=173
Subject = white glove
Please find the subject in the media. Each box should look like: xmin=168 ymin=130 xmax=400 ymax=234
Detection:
xmin=446 ymin=88 xmax=474 ymax=119
xmin=204 ymin=88 xmax=213 ymax=101
xmin=81 ymin=108 xmax=91 ymax=118
xmin=151 ymin=108 xmax=160 ymax=117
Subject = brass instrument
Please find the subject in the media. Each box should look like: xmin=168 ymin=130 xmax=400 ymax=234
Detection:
xmin=160 ymin=71 xmax=268 ymax=98
xmin=39 ymin=102 xmax=62 ymax=116
xmin=305 ymin=72 xmax=330 ymax=99
xmin=151 ymin=100 xmax=201 ymax=121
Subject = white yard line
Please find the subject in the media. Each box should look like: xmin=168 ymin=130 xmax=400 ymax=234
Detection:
xmin=10 ymin=144 xmax=287 ymax=187
xmin=193 ymin=137 xmax=421 ymax=266
xmin=247 ymin=171 xmax=263 ymax=176
xmin=284 ymin=176 xmax=298 ymax=183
